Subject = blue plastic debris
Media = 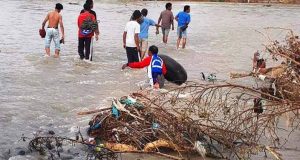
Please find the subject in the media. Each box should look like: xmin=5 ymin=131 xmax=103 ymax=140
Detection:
xmin=112 ymin=104 xmax=120 ymax=119
xmin=152 ymin=122 xmax=160 ymax=129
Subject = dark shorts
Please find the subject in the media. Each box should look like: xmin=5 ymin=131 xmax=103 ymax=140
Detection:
xmin=126 ymin=47 xmax=139 ymax=63
xmin=152 ymin=72 xmax=165 ymax=88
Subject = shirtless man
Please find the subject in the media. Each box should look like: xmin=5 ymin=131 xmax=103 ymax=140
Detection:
xmin=42 ymin=3 xmax=65 ymax=57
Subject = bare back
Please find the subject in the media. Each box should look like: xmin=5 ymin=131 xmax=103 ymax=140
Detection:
xmin=48 ymin=11 xmax=61 ymax=28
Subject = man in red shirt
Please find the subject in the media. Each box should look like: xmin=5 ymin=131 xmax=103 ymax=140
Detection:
xmin=78 ymin=3 xmax=99 ymax=60
xmin=122 ymin=45 xmax=167 ymax=89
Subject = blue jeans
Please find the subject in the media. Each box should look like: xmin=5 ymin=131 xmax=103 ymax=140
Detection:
xmin=45 ymin=28 xmax=60 ymax=50
xmin=177 ymin=26 xmax=187 ymax=38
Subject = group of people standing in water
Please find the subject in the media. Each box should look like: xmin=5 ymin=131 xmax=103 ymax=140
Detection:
xmin=41 ymin=0 xmax=99 ymax=60
xmin=122 ymin=3 xmax=191 ymax=64
xmin=41 ymin=0 xmax=191 ymax=89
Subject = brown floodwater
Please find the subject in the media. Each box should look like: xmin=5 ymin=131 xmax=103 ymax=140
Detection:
xmin=1 ymin=0 xmax=300 ymax=159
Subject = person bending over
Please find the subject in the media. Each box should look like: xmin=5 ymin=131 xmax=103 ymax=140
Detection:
xmin=122 ymin=45 xmax=167 ymax=89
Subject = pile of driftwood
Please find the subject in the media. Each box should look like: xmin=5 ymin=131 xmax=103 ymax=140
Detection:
xmin=84 ymin=31 xmax=300 ymax=159
xmin=264 ymin=30 xmax=300 ymax=101
xmin=84 ymin=83 xmax=298 ymax=159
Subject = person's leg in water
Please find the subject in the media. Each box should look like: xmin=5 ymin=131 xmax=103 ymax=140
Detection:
xmin=176 ymin=27 xmax=182 ymax=49
xmin=78 ymin=38 xmax=85 ymax=60
xmin=176 ymin=37 xmax=181 ymax=49
xmin=53 ymin=29 xmax=61 ymax=58
xmin=140 ymin=39 xmax=148 ymax=60
xmin=164 ymin=29 xmax=170 ymax=44
xmin=181 ymin=30 xmax=187 ymax=49
xmin=157 ymin=74 xmax=165 ymax=88
xmin=54 ymin=49 xmax=60 ymax=58
xmin=182 ymin=38 xmax=187 ymax=49
xmin=132 ymin=47 xmax=140 ymax=62
xmin=162 ymin=28 xmax=166 ymax=43
xmin=45 ymin=48 xmax=51 ymax=56
xmin=139 ymin=40 xmax=144 ymax=59
xmin=164 ymin=34 xmax=168 ymax=44
xmin=44 ymin=28 xmax=52 ymax=56
xmin=84 ymin=38 xmax=92 ymax=60
xmin=152 ymin=72 xmax=161 ymax=89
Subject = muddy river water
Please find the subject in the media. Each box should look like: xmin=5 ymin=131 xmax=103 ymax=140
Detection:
xmin=1 ymin=0 xmax=300 ymax=159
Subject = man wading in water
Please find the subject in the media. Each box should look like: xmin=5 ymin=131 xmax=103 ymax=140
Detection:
xmin=123 ymin=10 xmax=142 ymax=63
xmin=42 ymin=3 xmax=65 ymax=57
xmin=175 ymin=5 xmax=191 ymax=50
xmin=139 ymin=9 xmax=160 ymax=60
xmin=158 ymin=3 xmax=174 ymax=44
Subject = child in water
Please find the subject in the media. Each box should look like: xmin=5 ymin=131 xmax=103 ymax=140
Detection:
xmin=122 ymin=45 xmax=167 ymax=89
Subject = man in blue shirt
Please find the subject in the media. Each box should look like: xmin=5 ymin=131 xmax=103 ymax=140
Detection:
xmin=139 ymin=9 xmax=160 ymax=60
xmin=175 ymin=5 xmax=191 ymax=49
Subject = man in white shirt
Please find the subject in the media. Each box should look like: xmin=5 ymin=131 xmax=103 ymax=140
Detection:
xmin=123 ymin=10 xmax=142 ymax=63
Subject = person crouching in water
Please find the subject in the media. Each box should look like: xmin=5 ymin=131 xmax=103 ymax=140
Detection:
xmin=78 ymin=3 xmax=99 ymax=60
xmin=122 ymin=45 xmax=166 ymax=89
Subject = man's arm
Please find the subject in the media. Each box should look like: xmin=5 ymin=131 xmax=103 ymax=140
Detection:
xmin=155 ymin=24 xmax=160 ymax=34
xmin=150 ymin=19 xmax=160 ymax=34
xmin=129 ymin=57 xmax=151 ymax=68
xmin=93 ymin=15 xmax=99 ymax=41
xmin=134 ymin=33 xmax=140 ymax=51
xmin=171 ymin=21 xmax=174 ymax=30
xmin=122 ymin=57 xmax=151 ymax=69
xmin=175 ymin=14 xmax=178 ymax=22
xmin=158 ymin=13 xmax=162 ymax=25
xmin=186 ymin=14 xmax=191 ymax=25
xmin=59 ymin=15 xmax=64 ymax=39
xmin=123 ymin=31 xmax=127 ymax=49
xmin=151 ymin=19 xmax=161 ymax=28
xmin=171 ymin=13 xmax=174 ymax=30
xmin=134 ymin=24 xmax=140 ymax=50
xmin=95 ymin=27 xmax=100 ymax=41
xmin=42 ymin=13 xmax=49 ymax=29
